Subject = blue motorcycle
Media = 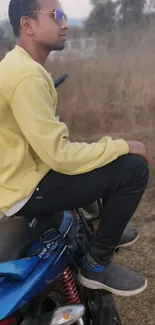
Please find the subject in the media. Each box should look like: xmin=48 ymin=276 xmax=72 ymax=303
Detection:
xmin=0 ymin=76 xmax=122 ymax=325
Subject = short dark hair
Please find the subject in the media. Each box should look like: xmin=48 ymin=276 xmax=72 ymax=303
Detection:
xmin=8 ymin=0 xmax=39 ymax=37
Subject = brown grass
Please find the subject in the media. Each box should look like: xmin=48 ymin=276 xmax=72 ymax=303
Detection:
xmin=46 ymin=46 xmax=155 ymax=324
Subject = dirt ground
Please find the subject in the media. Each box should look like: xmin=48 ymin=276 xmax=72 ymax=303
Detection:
xmin=115 ymin=193 xmax=155 ymax=325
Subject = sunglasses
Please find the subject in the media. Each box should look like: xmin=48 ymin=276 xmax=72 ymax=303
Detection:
xmin=27 ymin=9 xmax=67 ymax=25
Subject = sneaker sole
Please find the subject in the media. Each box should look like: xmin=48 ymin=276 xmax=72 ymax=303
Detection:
xmin=117 ymin=233 xmax=139 ymax=248
xmin=78 ymin=273 xmax=147 ymax=297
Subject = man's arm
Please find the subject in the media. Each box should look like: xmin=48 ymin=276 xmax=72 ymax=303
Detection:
xmin=11 ymin=75 xmax=129 ymax=175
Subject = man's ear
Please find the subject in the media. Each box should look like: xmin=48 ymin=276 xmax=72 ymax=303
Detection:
xmin=20 ymin=16 xmax=34 ymax=35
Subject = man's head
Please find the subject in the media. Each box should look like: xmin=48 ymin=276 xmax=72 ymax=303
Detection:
xmin=8 ymin=0 xmax=68 ymax=52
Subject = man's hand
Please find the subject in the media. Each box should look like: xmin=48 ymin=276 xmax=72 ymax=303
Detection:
xmin=126 ymin=141 xmax=148 ymax=164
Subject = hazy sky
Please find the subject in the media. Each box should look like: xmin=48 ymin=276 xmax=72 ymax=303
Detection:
xmin=0 ymin=0 xmax=92 ymax=19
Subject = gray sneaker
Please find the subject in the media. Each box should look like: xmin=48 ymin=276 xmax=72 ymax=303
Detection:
xmin=79 ymin=260 xmax=147 ymax=297
xmin=118 ymin=226 xmax=139 ymax=248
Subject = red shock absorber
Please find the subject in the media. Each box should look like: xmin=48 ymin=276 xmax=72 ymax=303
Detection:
xmin=60 ymin=266 xmax=80 ymax=304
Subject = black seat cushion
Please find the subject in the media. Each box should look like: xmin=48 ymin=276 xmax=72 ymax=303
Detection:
xmin=0 ymin=212 xmax=64 ymax=263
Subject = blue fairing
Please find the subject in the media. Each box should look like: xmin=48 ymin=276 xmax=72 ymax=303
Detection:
xmin=0 ymin=211 xmax=73 ymax=320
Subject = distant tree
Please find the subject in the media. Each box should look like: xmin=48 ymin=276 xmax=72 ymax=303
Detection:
xmin=0 ymin=20 xmax=15 ymax=50
xmin=67 ymin=26 xmax=84 ymax=39
xmin=120 ymin=0 xmax=146 ymax=25
xmin=90 ymin=0 xmax=109 ymax=5
xmin=86 ymin=0 xmax=148 ymax=35
xmin=85 ymin=1 xmax=116 ymax=35
xmin=3 ymin=20 xmax=15 ymax=47
xmin=0 ymin=27 xmax=5 ymax=44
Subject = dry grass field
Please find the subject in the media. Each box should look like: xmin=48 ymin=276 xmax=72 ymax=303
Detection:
xmin=47 ymin=45 xmax=155 ymax=324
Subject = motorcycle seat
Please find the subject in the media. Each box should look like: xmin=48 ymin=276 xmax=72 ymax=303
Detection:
xmin=0 ymin=211 xmax=73 ymax=264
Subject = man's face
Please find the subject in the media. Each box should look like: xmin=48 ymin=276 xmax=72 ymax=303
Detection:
xmin=25 ymin=0 xmax=68 ymax=51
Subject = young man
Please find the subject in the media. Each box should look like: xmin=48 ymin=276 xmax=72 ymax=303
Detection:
xmin=0 ymin=0 xmax=149 ymax=296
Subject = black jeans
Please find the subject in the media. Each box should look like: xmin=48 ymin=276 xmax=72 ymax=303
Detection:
xmin=17 ymin=154 xmax=149 ymax=264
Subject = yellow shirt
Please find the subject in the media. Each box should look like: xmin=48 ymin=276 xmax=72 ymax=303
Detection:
xmin=0 ymin=45 xmax=129 ymax=213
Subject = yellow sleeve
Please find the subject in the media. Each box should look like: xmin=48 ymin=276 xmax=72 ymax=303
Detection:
xmin=11 ymin=75 xmax=129 ymax=175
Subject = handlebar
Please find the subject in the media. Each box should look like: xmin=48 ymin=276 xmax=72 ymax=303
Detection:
xmin=54 ymin=73 xmax=68 ymax=88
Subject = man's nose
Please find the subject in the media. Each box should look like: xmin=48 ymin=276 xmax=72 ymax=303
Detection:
xmin=61 ymin=20 xmax=68 ymax=31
